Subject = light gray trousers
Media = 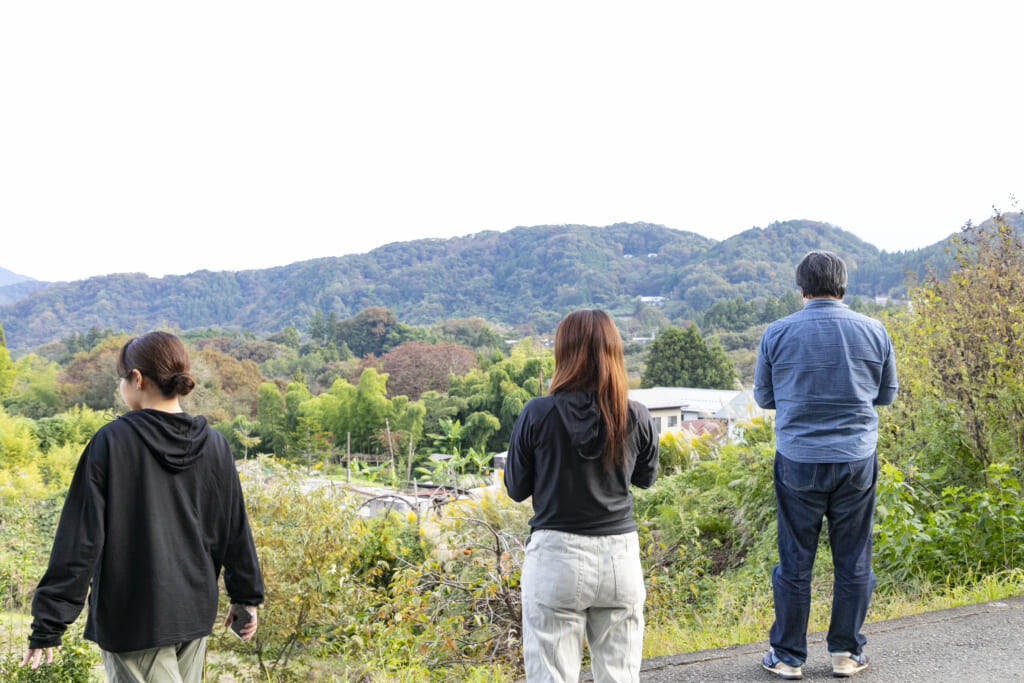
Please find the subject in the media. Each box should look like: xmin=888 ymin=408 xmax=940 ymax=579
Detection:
xmin=101 ymin=637 xmax=207 ymax=683
xmin=522 ymin=529 xmax=646 ymax=683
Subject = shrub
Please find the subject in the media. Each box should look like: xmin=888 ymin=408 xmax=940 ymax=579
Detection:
xmin=635 ymin=423 xmax=777 ymax=625
xmin=883 ymin=214 xmax=1024 ymax=486
xmin=874 ymin=461 xmax=1024 ymax=586
xmin=219 ymin=469 xmax=530 ymax=681
xmin=0 ymin=498 xmax=63 ymax=610
xmin=0 ymin=627 xmax=99 ymax=683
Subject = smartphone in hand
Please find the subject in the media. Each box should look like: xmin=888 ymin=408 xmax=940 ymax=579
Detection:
xmin=230 ymin=604 xmax=254 ymax=640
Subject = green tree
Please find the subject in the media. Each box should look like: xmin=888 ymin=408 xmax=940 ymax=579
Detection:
xmin=231 ymin=416 xmax=261 ymax=460
xmin=302 ymin=377 xmax=357 ymax=451
xmin=418 ymin=390 xmax=464 ymax=444
xmin=2 ymin=353 xmax=61 ymax=418
xmin=462 ymin=411 xmax=502 ymax=453
xmin=641 ymin=325 xmax=736 ymax=389
xmin=0 ymin=323 xmax=15 ymax=400
xmin=760 ymin=291 xmax=802 ymax=323
xmin=266 ymin=325 xmax=301 ymax=349
xmin=448 ymin=340 xmax=550 ymax=451
xmin=256 ymin=383 xmax=287 ymax=456
xmin=351 ymin=368 xmax=392 ymax=453
xmin=30 ymin=404 xmax=105 ymax=453
xmin=336 ymin=307 xmax=418 ymax=358
xmin=284 ymin=379 xmax=312 ymax=434
xmin=308 ymin=310 xmax=327 ymax=344
xmin=431 ymin=317 xmax=504 ymax=350
xmin=701 ymin=297 xmax=758 ymax=332
xmin=0 ymin=405 xmax=38 ymax=467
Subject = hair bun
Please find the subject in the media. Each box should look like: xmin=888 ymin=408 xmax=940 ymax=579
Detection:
xmin=172 ymin=372 xmax=196 ymax=397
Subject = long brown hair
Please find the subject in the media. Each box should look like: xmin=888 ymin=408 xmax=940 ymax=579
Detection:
xmin=548 ymin=309 xmax=630 ymax=470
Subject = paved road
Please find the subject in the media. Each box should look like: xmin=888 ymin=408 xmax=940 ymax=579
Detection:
xmin=580 ymin=596 xmax=1024 ymax=682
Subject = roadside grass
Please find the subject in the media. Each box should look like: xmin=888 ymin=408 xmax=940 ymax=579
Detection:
xmin=642 ymin=568 xmax=1024 ymax=660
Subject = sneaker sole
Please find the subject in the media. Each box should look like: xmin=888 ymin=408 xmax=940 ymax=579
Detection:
xmin=763 ymin=663 xmax=803 ymax=680
xmin=833 ymin=662 xmax=868 ymax=677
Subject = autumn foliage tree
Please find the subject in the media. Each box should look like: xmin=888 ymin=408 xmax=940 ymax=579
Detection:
xmin=58 ymin=335 xmax=129 ymax=411
xmin=380 ymin=341 xmax=477 ymax=400
xmin=188 ymin=348 xmax=263 ymax=422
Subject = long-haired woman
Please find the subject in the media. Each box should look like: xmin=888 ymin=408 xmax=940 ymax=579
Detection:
xmin=24 ymin=331 xmax=263 ymax=682
xmin=505 ymin=309 xmax=658 ymax=682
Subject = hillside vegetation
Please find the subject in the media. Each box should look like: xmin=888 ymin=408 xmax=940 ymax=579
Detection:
xmin=1 ymin=217 xmax=989 ymax=350
xmin=1 ymin=214 xmax=1023 ymax=681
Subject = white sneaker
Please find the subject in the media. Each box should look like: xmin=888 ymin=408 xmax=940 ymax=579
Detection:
xmin=831 ymin=651 xmax=869 ymax=677
xmin=762 ymin=649 xmax=803 ymax=679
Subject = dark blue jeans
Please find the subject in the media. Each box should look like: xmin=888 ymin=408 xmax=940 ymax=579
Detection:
xmin=769 ymin=452 xmax=878 ymax=667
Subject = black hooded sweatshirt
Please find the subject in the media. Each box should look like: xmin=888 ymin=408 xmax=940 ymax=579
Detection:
xmin=29 ymin=409 xmax=264 ymax=653
xmin=504 ymin=392 xmax=658 ymax=535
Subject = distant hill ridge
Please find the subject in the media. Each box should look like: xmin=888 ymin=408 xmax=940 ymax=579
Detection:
xmin=0 ymin=218 xmax=996 ymax=350
xmin=0 ymin=267 xmax=48 ymax=308
xmin=0 ymin=266 xmax=35 ymax=287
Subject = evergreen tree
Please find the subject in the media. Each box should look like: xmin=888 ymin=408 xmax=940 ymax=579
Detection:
xmin=308 ymin=310 xmax=327 ymax=344
xmin=641 ymin=325 xmax=736 ymax=389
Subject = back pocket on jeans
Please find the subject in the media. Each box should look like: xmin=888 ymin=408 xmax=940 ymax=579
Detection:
xmin=778 ymin=456 xmax=819 ymax=491
xmin=526 ymin=548 xmax=581 ymax=610
xmin=846 ymin=457 xmax=876 ymax=491
xmin=612 ymin=552 xmax=646 ymax=605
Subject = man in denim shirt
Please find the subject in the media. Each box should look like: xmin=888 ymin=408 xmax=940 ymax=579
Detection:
xmin=754 ymin=251 xmax=898 ymax=679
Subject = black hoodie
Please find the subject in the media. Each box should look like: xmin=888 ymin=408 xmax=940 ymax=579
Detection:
xmin=504 ymin=392 xmax=658 ymax=535
xmin=29 ymin=409 xmax=264 ymax=652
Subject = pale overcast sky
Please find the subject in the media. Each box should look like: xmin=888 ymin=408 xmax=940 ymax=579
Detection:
xmin=2 ymin=1 xmax=1022 ymax=283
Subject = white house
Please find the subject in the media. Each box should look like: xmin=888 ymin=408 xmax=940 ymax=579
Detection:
xmin=627 ymin=387 xmax=767 ymax=440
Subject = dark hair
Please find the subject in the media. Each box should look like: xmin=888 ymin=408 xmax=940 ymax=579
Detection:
xmin=117 ymin=331 xmax=196 ymax=398
xmin=548 ymin=309 xmax=630 ymax=471
xmin=795 ymin=251 xmax=847 ymax=299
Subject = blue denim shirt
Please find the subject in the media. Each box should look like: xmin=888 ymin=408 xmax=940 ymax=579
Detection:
xmin=754 ymin=298 xmax=898 ymax=463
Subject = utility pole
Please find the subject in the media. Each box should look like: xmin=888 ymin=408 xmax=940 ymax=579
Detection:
xmin=385 ymin=418 xmax=395 ymax=480
xmin=406 ymin=438 xmax=414 ymax=485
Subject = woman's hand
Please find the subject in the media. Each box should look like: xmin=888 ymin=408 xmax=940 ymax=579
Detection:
xmin=22 ymin=647 xmax=56 ymax=669
xmin=224 ymin=604 xmax=258 ymax=641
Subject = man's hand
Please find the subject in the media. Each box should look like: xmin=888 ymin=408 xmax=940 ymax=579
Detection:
xmin=223 ymin=604 xmax=258 ymax=642
xmin=22 ymin=647 xmax=56 ymax=669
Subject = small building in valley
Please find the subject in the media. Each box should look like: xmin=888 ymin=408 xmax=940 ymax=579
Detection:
xmin=627 ymin=387 xmax=767 ymax=441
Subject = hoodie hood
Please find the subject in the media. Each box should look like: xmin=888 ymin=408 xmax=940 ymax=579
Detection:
xmin=552 ymin=392 xmax=606 ymax=461
xmin=118 ymin=409 xmax=211 ymax=473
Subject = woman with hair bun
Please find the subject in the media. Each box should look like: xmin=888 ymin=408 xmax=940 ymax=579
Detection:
xmin=505 ymin=309 xmax=659 ymax=683
xmin=24 ymin=331 xmax=264 ymax=683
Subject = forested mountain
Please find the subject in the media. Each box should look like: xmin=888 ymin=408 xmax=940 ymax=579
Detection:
xmin=0 ymin=217 xmax=1000 ymax=350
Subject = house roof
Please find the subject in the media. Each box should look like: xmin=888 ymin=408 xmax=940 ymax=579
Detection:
xmin=628 ymin=387 xmax=744 ymax=414
xmin=678 ymin=418 xmax=726 ymax=438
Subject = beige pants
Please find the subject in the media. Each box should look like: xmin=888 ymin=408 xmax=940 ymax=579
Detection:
xmin=101 ymin=637 xmax=206 ymax=683
xmin=522 ymin=530 xmax=645 ymax=683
